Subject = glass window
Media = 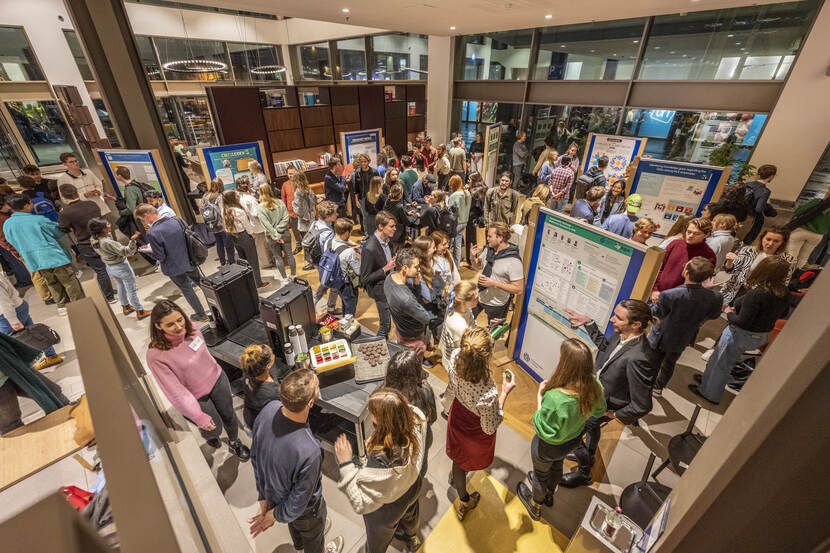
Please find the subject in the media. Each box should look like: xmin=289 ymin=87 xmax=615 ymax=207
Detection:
xmin=336 ymin=38 xmax=366 ymax=80
xmin=524 ymin=105 xmax=623 ymax=164
xmin=458 ymin=30 xmax=533 ymax=80
xmin=91 ymin=99 xmax=120 ymax=147
xmin=5 ymin=100 xmax=78 ymax=166
xmin=62 ymin=30 xmax=94 ymax=81
xmin=154 ymin=37 xmax=230 ymax=81
xmin=296 ymin=42 xmax=331 ymax=80
xmin=156 ymin=96 xmax=217 ymax=147
xmin=639 ymin=0 xmax=820 ymax=80
xmin=535 ymin=18 xmax=646 ymax=81
xmin=135 ymin=36 xmax=162 ymax=80
xmin=228 ymin=42 xmax=285 ymax=82
xmin=370 ymin=33 xmax=428 ymax=80
xmin=0 ymin=27 xmax=44 ymax=81
xmin=453 ymin=100 xmax=523 ymax=173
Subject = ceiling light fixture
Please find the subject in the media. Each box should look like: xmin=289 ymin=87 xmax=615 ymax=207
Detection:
xmin=251 ymin=64 xmax=287 ymax=75
xmin=633 ymin=40 xmax=639 ymax=43
xmin=727 ymin=34 xmax=735 ymax=37
xmin=162 ymin=59 xmax=228 ymax=73
xmin=545 ymin=14 xmax=552 ymax=19
xmin=450 ymin=26 xmax=456 ymax=30
xmin=342 ymin=7 xmax=350 ymax=12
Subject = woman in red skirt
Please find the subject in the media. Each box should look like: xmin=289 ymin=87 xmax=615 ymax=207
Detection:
xmin=445 ymin=326 xmax=516 ymax=520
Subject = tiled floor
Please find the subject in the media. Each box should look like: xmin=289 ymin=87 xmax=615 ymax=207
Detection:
xmin=0 ymin=231 xmax=734 ymax=551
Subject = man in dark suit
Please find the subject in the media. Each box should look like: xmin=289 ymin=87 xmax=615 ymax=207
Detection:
xmin=650 ymin=257 xmax=723 ymax=396
xmin=560 ymin=299 xmax=657 ymax=488
xmin=324 ymin=158 xmax=347 ymax=217
xmin=359 ymin=211 xmax=397 ymax=338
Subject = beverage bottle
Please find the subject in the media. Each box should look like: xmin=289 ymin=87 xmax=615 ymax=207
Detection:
xmin=284 ymin=343 xmax=295 ymax=368
xmin=288 ymin=325 xmax=301 ymax=355
xmin=296 ymin=325 xmax=309 ymax=353
xmin=603 ymin=506 xmax=623 ymax=539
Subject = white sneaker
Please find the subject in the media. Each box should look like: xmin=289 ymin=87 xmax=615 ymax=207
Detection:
xmin=701 ymin=348 xmax=714 ymax=362
xmin=325 ymin=536 xmax=344 ymax=553
xmin=57 ymin=307 xmax=67 ymax=316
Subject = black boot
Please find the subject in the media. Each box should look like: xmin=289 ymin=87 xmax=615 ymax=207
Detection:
xmin=230 ymin=439 xmax=251 ymax=461
xmin=516 ymin=481 xmax=542 ymax=521
xmin=526 ymin=471 xmax=553 ymax=507
xmin=560 ymin=469 xmax=593 ymax=488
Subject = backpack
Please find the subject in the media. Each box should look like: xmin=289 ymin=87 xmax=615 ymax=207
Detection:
xmin=115 ymin=181 xmax=155 ymax=212
xmin=31 ymin=193 xmax=59 ymax=222
xmin=174 ymin=218 xmax=209 ymax=267
xmin=317 ymin=239 xmax=350 ymax=290
xmin=301 ymin=224 xmax=327 ymax=265
xmin=573 ymin=174 xmax=596 ymax=202
xmin=437 ymin=205 xmax=458 ymax=237
xmin=201 ymin=196 xmax=223 ymax=232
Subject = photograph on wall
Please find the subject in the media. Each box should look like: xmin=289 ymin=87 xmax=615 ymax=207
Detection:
xmin=199 ymin=142 xmax=266 ymax=190
xmin=97 ymin=149 xmax=166 ymax=201
xmin=340 ymin=129 xmax=383 ymax=167
xmin=582 ymin=133 xmax=646 ymax=184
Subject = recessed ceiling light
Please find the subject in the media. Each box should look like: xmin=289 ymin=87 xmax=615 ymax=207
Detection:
xmin=341 ymin=7 xmax=350 ymax=12
xmin=545 ymin=14 xmax=552 ymax=19
xmin=682 ymin=54 xmax=687 ymax=57
xmin=633 ymin=40 xmax=639 ymax=43
xmin=560 ymin=44 xmax=566 ymax=48
xmin=655 ymin=46 xmax=661 ymax=49
xmin=590 ymin=49 xmax=595 ymax=53
xmin=450 ymin=26 xmax=456 ymax=30
xmin=669 ymin=51 xmax=676 ymax=54
xmin=735 ymin=42 xmax=741 ymax=45
xmin=727 ymin=34 xmax=735 ymax=37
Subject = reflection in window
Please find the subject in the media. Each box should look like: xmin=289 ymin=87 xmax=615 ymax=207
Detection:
xmin=63 ymin=30 xmax=94 ymax=81
xmin=297 ymin=42 xmax=331 ymax=80
xmin=458 ymin=30 xmax=533 ymax=80
xmin=525 ymin=105 xmax=623 ymax=161
xmin=5 ymin=101 xmax=78 ymax=166
xmin=639 ymin=0 xmax=819 ymax=80
xmin=336 ymin=38 xmax=366 ymax=80
xmin=371 ymin=33 xmax=428 ymax=80
xmin=228 ymin=43 xmax=284 ymax=82
xmin=454 ymin=101 xmax=523 ymax=174
xmin=92 ymin=99 xmax=120 ymax=147
xmin=155 ymin=37 xmax=230 ymax=81
xmin=0 ymin=27 xmax=44 ymax=81
xmin=535 ymin=19 xmax=646 ymax=81
xmin=155 ymin=96 xmax=217 ymax=147
xmin=135 ymin=36 xmax=163 ymax=80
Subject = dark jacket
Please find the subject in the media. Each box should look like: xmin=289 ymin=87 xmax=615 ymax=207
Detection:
xmin=352 ymin=168 xmax=378 ymax=203
xmin=360 ymin=233 xmax=392 ymax=301
xmin=411 ymin=178 xmax=434 ymax=206
xmin=745 ymin=180 xmax=773 ymax=216
xmin=728 ymin=286 xmax=790 ymax=333
xmin=364 ymin=193 xmax=387 ymax=216
xmin=324 ymin=171 xmax=346 ymax=206
xmin=58 ymin=199 xmax=102 ymax=245
xmin=384 ymin=274 xmax=432 ymax=338
xmin=146 ymin=216 xmax=193 ymax=276
xmin=586 ymin=322 xmax=656 ymax=425
xmin=35 ymin=178 xmax=60 ymax=204
xmin=649 ymin=284 xmax=722 ymax=353
xmin=383 ymin=198 xmax=417 ymax=245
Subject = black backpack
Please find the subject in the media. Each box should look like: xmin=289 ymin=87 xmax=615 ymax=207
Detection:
xmin=301 ymin=224 xmax=327 ymax=265
xmin=437 ymin=205 xmax=458 ymax=237
xmin=174 ymin=218 xmax=209 ymax=267
xmin=115 ymin=180 xmax=156 ymax=212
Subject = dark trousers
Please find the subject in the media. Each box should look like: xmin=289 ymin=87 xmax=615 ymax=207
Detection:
xmin=571 ymin=415 xmax=610 ymax=476
xmin=168 ymin=269 xmax=207 ymax=317
xmin=743 ymin=213 xmax=765 ymax=245
xmin=0 ymin=373 xmax=69 ymax=435
xmin=452 ymin=462 xmax=470 ymax=502
xmin=195 ymin=371 xmax=238 ymax=442
xmin=77 ymin=243 xmax=114 ymax=300
xmin=214 ymin=231 xmax=235 ymax=265
xmin=0 ymin=247 xmax=32 ymax=286
xmin=231 ymin=231 xmax=264 ymax=286
xmin=472 ymin=301 xmax=510 ymax=326
xmin=654 ymin=348 xmax=684 ymax=390
xmin=288 ymin=498 xmax=327 ymax=553
xmin=530 ymin=433 xmax=583 ymax=503
xmin=288 ymin=216 xmax=302 ymax=245
xmin=375 ymin=298 xmax=392 ymax=338
xmin=465 ymin=220 xmax=478 ymax=263
xmin=340 ymin=284 xmax=358 ymax=316
xmin=363 ymin=477 xmax=422 ymax=553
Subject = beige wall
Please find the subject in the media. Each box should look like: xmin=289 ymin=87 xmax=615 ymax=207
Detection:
xmin=427 ymin=36 xmax=453 ymax=143
xmin=749 ymin=0 xmax=830 ymax=203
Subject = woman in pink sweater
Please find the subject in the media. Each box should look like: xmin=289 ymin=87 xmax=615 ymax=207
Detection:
xmin=146 ymin=300 xmax=249 ymax=460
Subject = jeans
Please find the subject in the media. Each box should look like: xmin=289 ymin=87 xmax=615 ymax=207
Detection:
xmin=363 ymin=477 xmax=421 ymax=553
xmin=570 ymin=415 xmax=610 ymax=476
xmin=313 ymin=285 xmax=339 ymax=310
xmin=340 ymin=284 xmax=358 ymax=316
xmin=168 ymin=269 xmax=207 ymax=317
xmin=549 ymin=198 xmax=567 ymax=212
xmin=0 ymin=372 xmax=68 ymax=435
xmin=106 ymin=261 xmax=143 ymax=310
xmin=530 ymin=433 xmax=583 ymax=504
xmin=654 ymin=348 xmax=684 ymax=390
xmin=214 ymin=231 xmax=235 ymax=266
xmin=699 ymin=324 xmax=769 ymax=403
xmin=288 ymin=498 xmax=327 ymax=553
xmin=77 ymin=243 xmax=115 ymax=300
xmin=0 ymin=300 xmax=57 ymax=357
xmin=40 ymin=264 xmax=84 ymax=308
xmin=266 ymin=232 xmax=296 ymax=278
xmin=375 ymin=298 xmax=391 ymax=338
xmin=194 ymin=371 xmax=239 ymax=442
xmin=453 ymin=222 xmax=466 ymax=267
xmin=231 ymin=231 xmax=265 ymax=287
xmin=0 ymin=247 xmax=32 ymax=286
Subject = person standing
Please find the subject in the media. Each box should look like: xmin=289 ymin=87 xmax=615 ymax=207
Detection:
xmin=146 ymin=190 xmax=176 ymax=219
xmin=134 ymin=204 xmax=210 ymax=321
xmin=57 ymin=184 xmax=116 ymax=303
xmin=281 ymin=167 xmax=303 ymax=253
xmin=548 ymin=155 xmax=575 ymax=212
xmin=560 ymin=300 xmax=656 ymax=487
xmin=55 ymin=152 xmax=113 ymax=216
xmin=652 ymin=218 xmax=717 ymax=302
xmin=434 ymin=144 xmax=452 ymax=191
xmin=483 ymin=173 xmax=520 ymax=226
xmin=382 ymin=185 xmax=418 ymax=251
xmin=247 ymin=160 xmax=268 ymax=192
xmin=559 ymin=143 xmax=581 ymax=177
xmin=537 ymin=149 xmax=559 ymax=186
xmin=329 ymin=218 xmax=361 ymax=317
xmin=363 ymin=176 xmax=387 ymax=238
xmin=440 ymin=280 xmax=479 ymax=371
xmin=310 ymin=201 xmax=341 ymax=315
xmin=384 ymin=248 xmax=432 ymax=361
xmin=324 ymin=158 xmax=347 ymax=218
xmin=114 ymin=166 xmax=157 ymax=269
xmin=707 ymin=214 xmax=738 ymax=272
xmin=0 ymin=271 xmax=63 ymax=370
xmin=570 ymin=186 xmax=605 ymax=223
xmin=258 ymin=185 xmax=295 ymax=284
xmin=468 ymin=132 xmax=485 ymax=176
xmin=348 ymin=154 xmax=375 ymax=232
xmin=88 ymin=218 xmax=150 ymax=320
xmin=3 ymin=194 xmax=84 ymax=316
xmin=422 ymin=137 xmax=438 ymax=174
xmin=221 ymin=190 xmax=269 ymax=289
xmin=602 ymin=194 xmax=643 ymax=239
xmin=398 ymin=155 xmax=419 ymax=203
xmin=202 ymin=178 xmax=235 ymax=267
xmin=447 ymin=175 xmax=471 ymax=267
xmin=582 ymin=156 xmax=609 ymax=190
xmin=248 ymin=368 xmax=345 ymax=553
xmin=720 ymin=225 xmax=795 ymax=306
xmin=512 ymin=132 xmax=529 ymax=189
xmin=465 ymin=175 xmax=487 ymax=265
xmin=516 ymin=339 xmax=606 ymax=520
xmin=236 ymin=177 xmax=271 ymax=270
xmin=786 ymin=192 xmax=830 ymax=268
xmin=743 ymin=164 xmax=778 ymax=245
xmin=0 ymin=187 xmax=33 ymax=289
xmin=470 ymin=222 xmax=524 ymax=325
xmin=360 ymin=211 xmax=398 ymax=339
xmin=445 ymin=326 xmax=516 ymax=520
xmin=594 ymin=180 xmax=626 ymax=226
xmin=631 ymin=218 xmax=657 ymax=245
xmin=649 ymin=258 xmax=722 ymax=396
xmin=22 ymin=164 xmax=59 ymax=204
xmin=291 ymin=172 xmax=318 ymax=270
xmin=146 ymin=300 xmax=250 ymax=459
xmin=238 ymin=344 xmax=281 ymax=429
xmin=448 ymin=137 xmax=467 ymax=182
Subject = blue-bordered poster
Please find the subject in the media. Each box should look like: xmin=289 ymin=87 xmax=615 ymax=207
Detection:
xmin=97 ymin=148 xmax=184 ymax=217
xmin=511 ymin=208 xmax=664 ymax=382
xmin=580 ymin=133 xmax=647 ymax=184
xmin=340 ymin=128 xmax=383 ymax=167
xmin=197 ymin=141 xmax=269 ymax=190
xmin=629 ymin=159 xmax=730 ymax=237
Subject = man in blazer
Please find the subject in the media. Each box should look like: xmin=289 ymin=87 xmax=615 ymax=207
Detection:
xmin=560 ymin=299 xmax=657 ymax=487
xmin=359 ymin=210 xmax=397 ymax=338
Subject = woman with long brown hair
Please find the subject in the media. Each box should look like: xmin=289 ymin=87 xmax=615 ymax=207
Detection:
xmin=516 ymin=339 xmax=606 ymax=520
xmin=383 ymin=166 xmax=399 ymax=196
xmin=146 ymin=300 xmax=250 ymax=460
xmin=382 ymin=144 xmax=399 ymax=171
xmin=222 ymin=190 xmax=269 ymax=288
xmin=383 ymin=183 xmax=417 ymax=250
xmin=412 ymin=235 xmax=445 ymax=356
xmin=445 ymin=326 xmax=516 ymax=520
xmin=720 ymin=224 xmax=795 ymax=306
xmin=334 ymin=387 xmax=427 ymax=553
xmin=465 ymin=173 xmax=487 ymax=264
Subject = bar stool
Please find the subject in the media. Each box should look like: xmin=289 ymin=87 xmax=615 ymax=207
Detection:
xmin=619 ymin=453 xmax=672 ymax=529
xmin=652 ymin=405 xmax=707 ymax=480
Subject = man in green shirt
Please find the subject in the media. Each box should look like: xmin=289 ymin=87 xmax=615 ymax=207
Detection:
xmin=398 ymin=154 xmax=419 ymax=203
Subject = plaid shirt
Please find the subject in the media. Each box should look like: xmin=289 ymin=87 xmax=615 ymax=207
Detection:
xmin=548 ymin=166 xmax=574 ymax=200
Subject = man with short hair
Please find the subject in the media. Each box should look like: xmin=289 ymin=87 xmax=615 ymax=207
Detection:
xmin=448 ymin=137 xmax=467 ymax=182
xmin=652 ymin=217 xmax=717 ymax=302
xmin=743 ymin=164 xmax=778 ymax=245
xmin=249 ymin=368 xmax=344 ymax=553
xmin=360 ymin=211 xmax=397 ymax=338
xmin=22 ymin=164 xmax=59 ymax=204
xmin=470 ymin=222 xmax=524 ymax=325
xmin=602 ymin=194 xmax=643 ymax=238
xmin=113 ymin=166 xmax=158 ymax=269
xmin=17 ymin=176 xmax=58 ymax=221
xmin=398 ymin=155 xmax=419 ymax=202
xmin=584 ymin=155 xmax=609 ymax=189
xmin=3 ymin=194 xmax=84 ymax=315
xmin=56 ymin=152 xmax=114 ymax=215
xmin=135 ymin=203 xmax=209 ymax=322
xmin=57 ymin=183 xmax=116 ymax=303
xmin=324 ymin=158 xmax=347 ymax=217
xmin=329 ymin=218 xmax=361 ymax=317
xmin=484 ymin=172 xmax=520 ymax=226
xmin=410 ymin=174 xmax=435 ymax=207
xmin=311 ymin=201 xmax=341 ymax=315
xmin=570 ymin=185 xmax=605 ymax=222
xmin=548 ymin=155 xmax=575 ymax=212
xmin=512 ymin=132 xmax=529 ymax=189
xmin=649 ymin=257 xmax=723 ymax=396
xmin=146 ymin=190 xmax=176 ymax=219
xmin=631 ymin=218 xmax=656 ymax=245
xmin=384 ymin=247 xmax=432 ymax=361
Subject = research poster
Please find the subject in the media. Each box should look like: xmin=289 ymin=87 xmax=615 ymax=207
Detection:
xmin=513 ymin=211 xmax=656 ymax=381
xmin=630 ymin=159 xmax=728 ymax=236
xmin=340 ymin=128 xmax=383 ymax=167
xmin=97 ymin=149 xmax=165 ymax=200
xmin=198 ymin=141 xmax=267 ymax=190
xmin=482 ymin=123 xmax=502 ymax=187
xmin=581 ymin=133 xmax=646 ymax=184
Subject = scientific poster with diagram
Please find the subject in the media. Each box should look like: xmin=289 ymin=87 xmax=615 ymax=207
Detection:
xmin=629 ymin=159 xmax=729 ymax=237
xmin=97 ymin=148 xmax=181 ymax=216
xmin=581 ymin=133 xmax=646 ymax=184
xmin=482 ymin=123 xmax=502 ymax=187
xmin=340 ymin=128 xmax=383 ymax=167
xmin=197 ymin=141 xmax=268 ymax=190
xmin=512 ymin=210 xmax=663 ymax=382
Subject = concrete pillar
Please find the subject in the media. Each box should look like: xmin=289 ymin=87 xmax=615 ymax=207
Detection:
xmin=280 ymin=44 xmax=295 ymax=85
xmin=427 ymin=35 xmax=453 ymax=143
xmin=748 ymin=0 xmax=830 ymax=203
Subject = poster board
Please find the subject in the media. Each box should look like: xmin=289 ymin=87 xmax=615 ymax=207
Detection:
xmin=629 ymin=158 xmax=730 ymax=237
xmin=197 ymin=140 xmax=269 ymax=190
xmin=97 ymin=148 xmax=182 ymax=217
xmin=340 ymin=128 xmax=383 ymax=167
xmin=482 ymin=123 xmax=502 ymax=187
xmin=580 ymin=133 xmax=647 ymax=186
xmin=511 ymin=208 xmax=664 ymax=382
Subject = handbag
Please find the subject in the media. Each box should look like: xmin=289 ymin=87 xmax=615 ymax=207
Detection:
xmin=12 ymin=323 xmax=60 ymax=351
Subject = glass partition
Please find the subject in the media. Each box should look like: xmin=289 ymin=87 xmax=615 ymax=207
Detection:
xmin=458 ymin=30 xmax=534 ymax=80
xmin=227 ymin=42 xmax=284 ymax=82
xmin=155 ymin=96 xmax=217 ymax=147
xmin=135 ymin=36 xmax=163 ymax=80
xmin=297 ymin=42 xmax=332 ymax=80
xmin=92 ymin=99 xmax=120 ymax=147
xmin=454 ymin=100 xmax=523 ymax=174
xmin=62 ymin=30 xmax=94 ymax=81
xmin=371 ymin=33 xmax=428 ymax=80
xmin=154 ymin=37 xmax=230 ymax=81
xmin=524 ymin=105 xmax=623 ymax=161
xmin=336 ymin=38 xmax=366 ymax=80
xmin=0 ymin=27 xmax=44 ymax=81
xmin=5 ymin=101 xmax=78 ymax=166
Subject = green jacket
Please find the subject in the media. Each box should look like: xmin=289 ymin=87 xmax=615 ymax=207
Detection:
xmin=119 ymin=182 xmax=144 ymax=216
xmin=0 ymin=333 xmax=65 ymax=413
xmin=258 ymin=201 xmax=290 ymax=239
xmin=532 ymin=378 xmax=607 ymax=445
xmin=794 ymin=198 xmax=830 ymax=235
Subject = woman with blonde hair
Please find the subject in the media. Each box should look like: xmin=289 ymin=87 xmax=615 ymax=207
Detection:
xmin=258 ymin=183 xmax=295 ymax=282
xmin=431 ymin=230 xmax=460 ymax=289
xmin=445 ymin=326 xmax=516 ymax=520
xmin=382 ymin=144 xmax=399 ymax=171
xmin=537 ymin=148 xmax=559 ymax=185
xmin=412 ymin=235 xmax=445 ymax=355
xmin=521 ymin=184 xmax=552 ymax=225
xmin=516 ymin=339 xmax=606 ymax=520
xmin=238 ymin=344 xmax=280 ymax=428
xmin=559 ymin=142 xmax=580 ymax=176
xmin=440 ymin=280 xmax=479 ymax=370
xmin=658 ymin=214 xmax=691 ymax=249
xmin=364 ymin=175 xmax=387 ymax=237
xmin=335 ymin=387 xmax=427 ymax=553
xmin=247 ymin=160 xmax=268 ymax=191
xmin=222 ymin=190 xmax=268 ymax=288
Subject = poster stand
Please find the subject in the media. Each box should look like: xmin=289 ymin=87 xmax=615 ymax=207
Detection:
xmin=97 ymin=148 xmax=184 ymax=217
xmin=340 ymin=128 xmax=384 ymax=167
xmin=580 ymin=133 xmax=647 ymax=184
xmin=482 ymin=123 xmax=502 ymax=188
xmin=196 ymin=140 xmax=270 ymax=190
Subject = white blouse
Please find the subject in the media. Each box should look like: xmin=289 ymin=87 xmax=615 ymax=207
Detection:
xmin=440 ymin=310 xmax=475 ymax=369
xmin=239 ymin=193 xmax=265 ymax=234
xmin=445 ymin=349 xmax=503 ymax=435
xmin=433 ymin=255 xmax=460 ymax=289
xmin=226 ymin=206 xmax=257 ymax=235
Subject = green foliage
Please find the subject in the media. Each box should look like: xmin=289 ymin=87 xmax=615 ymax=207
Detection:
xmin=708 ymin=136 xmax=755 ymax=183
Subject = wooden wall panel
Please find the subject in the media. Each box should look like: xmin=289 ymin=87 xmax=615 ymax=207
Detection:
xmin=385 ymin=101 xmax=407 ymax=119
xmin=359 ymin=85 xmax=385 ymax=131
xmin=405 ymin=84 xmax=426 ymax=101
xmin=332 ymin=104 xmax=360 ymax=125
xmin=206 ymin=86 xmax=270 ymax=152
xmin=330 ymin=86 xmax=359 ymax=105
xmin=263 ymin=108 xmax=301 ymax=131
xmin=300 ymin=105 xmax=333 ymax=128
xmin=334 ymin=123 xmax=360 ymax=137
xmin=303 ymin=126 xmax=335 ymax=147
xmin=385 ymin=117 xmax=407 ymax=155
xmin=268 ymin=129 xmax=304 ymax=152
xmin=407 ymin=116 xmax=425 ymax=133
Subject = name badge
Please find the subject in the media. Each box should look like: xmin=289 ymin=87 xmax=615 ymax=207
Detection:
xmin=189 ymin=336 xmax=204 ymax=351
